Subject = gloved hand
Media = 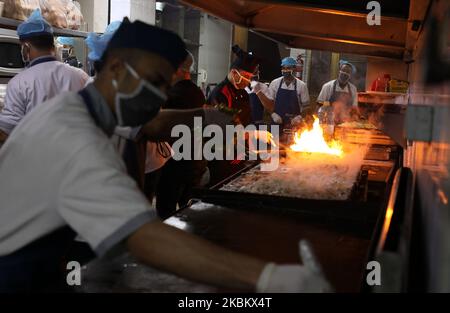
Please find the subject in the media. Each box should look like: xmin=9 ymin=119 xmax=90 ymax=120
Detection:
xmin=252 ymin=82 xmax=268 ymax=95
xmin=251 ymin=130 xmax=277 ymax=148
xmin=256 ymin=240 xmax=334 ymax=293
xmin=271 ymin=112 xmax=283 ymax=125
xmin=203 ymin=108 xmax=234 ymax=129
xmin=291 ymin=115 xmax=303 ymax=127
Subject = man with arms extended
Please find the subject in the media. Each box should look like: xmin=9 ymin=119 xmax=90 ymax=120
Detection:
xmin=0 ymin=20 xmax=331 ymax=293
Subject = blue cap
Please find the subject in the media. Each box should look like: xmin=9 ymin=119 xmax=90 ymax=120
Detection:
xmin=339 ymin=60 xmax=357 ymax=74
xmin=57 ymin=37 xmax=75 ymax=46
xmin=85 ymin=21 xmax=122 ymax=61
xmin=17 ymin=9 xmax=53 ymax=40
xmin=281 ymin=57 xmax=297 ymax=67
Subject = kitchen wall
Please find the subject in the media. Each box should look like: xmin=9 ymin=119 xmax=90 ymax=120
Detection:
xmin=247 ymin=31 xmax=284 ymax=82
xmin=404 ymin=0 xmax=450 ymax=292
xmin=110 ymin=0 xmax=156 ymax=25
xmin=130 ymin=0 xmax=156 ymax=25
xmin=366 ymin=58 xmax=409 ymax=91
xmin=197 ymin=13 xmax=233 ymax=91
xmin=77 ymin=0 xmax=108 ymax=32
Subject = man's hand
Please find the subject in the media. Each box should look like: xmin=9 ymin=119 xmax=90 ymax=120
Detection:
xmin=256 ymin=240 xmax=333 ymax=293
xmin=250 ymin=130 xmax=277 ymax=148
xmin=127 ymin=221 xmax=265 ymax=291
xmin=350 ymin=108 xmax=362 ymax=121
xmin=271 ymin=113 xmax=283 ymax=125
xmin=291 ymin=115 xmax=303 ymax=127
xmin=252 ymin=82 xmax=268 ymax=95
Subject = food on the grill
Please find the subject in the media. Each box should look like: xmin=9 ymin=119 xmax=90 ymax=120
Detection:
xmin=221 ymin=150 xmax=366 ymax=201
xmin=339 ymin=121 xmax=377 ymax=130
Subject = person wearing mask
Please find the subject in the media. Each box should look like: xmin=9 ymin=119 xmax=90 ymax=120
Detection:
xmin=86 ymin=20 xmax=148 ymax=189
xmin=0 ymin=19 xmax=331 ymax=293
xmin=317 ymin=60 xmax=358 ymax=124
xmin=56 ymin=37 xmax=82 ymax=68
xmin=153 ymin=51 xmax=209 ymax=219
xmin=206 ymin=45 xmax=260 ymax=185
xmin=254 ymin=57 xmax=310 ymax=130
xmin=207 ymin=45 xmax=259 ymax=127
xmin=295 ymin=55 xmax=304 ymax=80
xmin=0 ymin=10 xmax=89 ymax=146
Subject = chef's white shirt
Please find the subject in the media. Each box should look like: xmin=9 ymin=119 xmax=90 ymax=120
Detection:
xmin=0 ymin=57 xmax=89 ymax=134
xmin=0 ymin=91 xmax=156 ymax=257
xmin=267 ymin=77 xmax=310 ymax=108
xmin=317 ymin=79 xmax=358 ymax=107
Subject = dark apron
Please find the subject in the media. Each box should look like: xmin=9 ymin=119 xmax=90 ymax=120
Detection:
xmin=274 ymin=79 xmax=301 ymax=129
xmin=249 ymin=92 xmax=265 ymax=124
xmin=329 ymin=80 xmax=354 ymax=124
xmin=0 ymin=89 xmax=103 ymax=293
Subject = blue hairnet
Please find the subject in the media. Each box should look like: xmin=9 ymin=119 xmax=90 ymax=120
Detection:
xmin=339 ymin=60 xmax=357 ymax=74
xmin=281 ymin=57 xmax=297 ymax=67
xmin=57 ymin=37 xmax=75 ymax=46
xmin=104 ymin=21 xmax=122 ymax=35
xmin=17 ymin=9 xmax=53 ymax=40
xmin=85 ymin=21 xmax=122 ymax=61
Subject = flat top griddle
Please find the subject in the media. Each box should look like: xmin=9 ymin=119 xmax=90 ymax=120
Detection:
xmin=77 ymin=201 xmax=374 ymax=293
xmin=166 ymin=202 xmax=373 ymax=292
xmin=192 ymin=161 xmax=384 ymax=226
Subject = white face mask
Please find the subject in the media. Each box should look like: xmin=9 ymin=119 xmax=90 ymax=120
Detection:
xmin=21 ymin=44 xmax=31 ymax=66
xmin=231 ymin=69 xmax=251 ymax=89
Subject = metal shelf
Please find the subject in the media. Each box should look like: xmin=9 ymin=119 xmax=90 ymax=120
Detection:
xmin=0 ymin=16 xmax=89 ymax=38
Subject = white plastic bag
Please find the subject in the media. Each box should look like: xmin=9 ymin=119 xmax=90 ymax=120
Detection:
xmin=64 ymin=0 xmax=83 ymax=30
xmin=3 ymin=0 xmax=40 ymax=21
xmin=39 ymin=0 xmax=67 ymax=28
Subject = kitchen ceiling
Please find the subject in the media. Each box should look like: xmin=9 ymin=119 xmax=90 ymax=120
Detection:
xmin=180 ymin=0 xmax=429 ymax=60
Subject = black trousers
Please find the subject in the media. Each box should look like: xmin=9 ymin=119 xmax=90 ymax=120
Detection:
xmin=0 ymin=227 xmax=95 ymax=293
xmin=154 ymin=159 xmax=207 ymax=220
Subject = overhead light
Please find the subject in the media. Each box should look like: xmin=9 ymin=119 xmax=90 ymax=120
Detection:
xmin=156 ymin=2 xmax=166 ymax=12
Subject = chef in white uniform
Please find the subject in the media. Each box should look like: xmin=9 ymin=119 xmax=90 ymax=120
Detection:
xmin=0 ymin=20 xmax=331 ymax=293
xmin=317 ymin=60 xmax=358 ymax=124
xmin=0 ymin=9 xmax=89 ymax=145
xmin=254 ymin=57 xmax=310 ymax=129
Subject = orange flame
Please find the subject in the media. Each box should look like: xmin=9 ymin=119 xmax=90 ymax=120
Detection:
xmin=290 ymin=117 xmax=344 ymax=157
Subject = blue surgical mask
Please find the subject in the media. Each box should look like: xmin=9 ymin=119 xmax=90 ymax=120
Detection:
xmin=112 ymin=63 xmax=168 ymax=127
xmin=338 ymin=71 xmax=351 ymax=85
xmin=282 ymin=70 xmax=294 ymax=79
